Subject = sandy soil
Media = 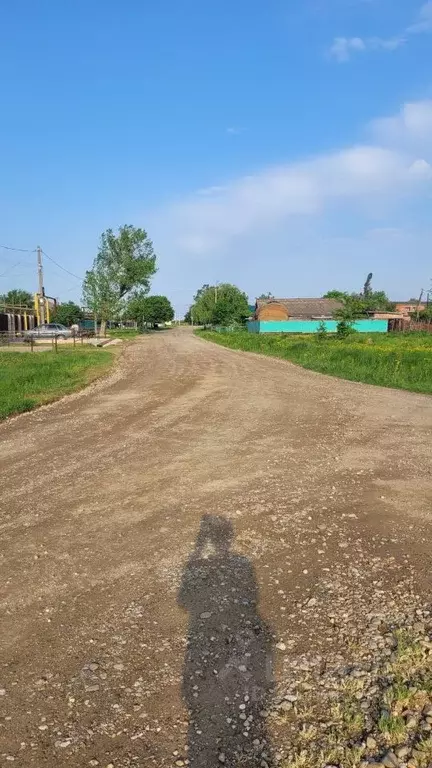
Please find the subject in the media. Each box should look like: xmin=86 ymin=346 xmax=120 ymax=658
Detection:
xmin=1 ymin=328 xmax=431 ymax=767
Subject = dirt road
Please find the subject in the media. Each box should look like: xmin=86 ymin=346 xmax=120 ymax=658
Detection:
xmin=1 ymin=329 xmax=431 ymax=767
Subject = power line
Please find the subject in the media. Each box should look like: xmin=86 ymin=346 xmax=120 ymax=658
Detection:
xmin=41 ymin=250 xmax=84 ymax=281
xmin=0 ymin=244 xmax=34 ymax=253
xmin=0 ymin=261 xmax=21 ymax=278
xmin=65 ymin=282 xmax=84 ymax=293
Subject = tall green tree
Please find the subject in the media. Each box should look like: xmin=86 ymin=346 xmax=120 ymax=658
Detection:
xmin=189 ymin=283 xmax=249 ymax=326
xmin=127 ymin=293 xmax=174 ymax=327
xmin=363 ymin=272 xmax=373 ymax=297
xmin=51 ymin=302 xmax=83 ymax=326
xmin=82 ymin=225 xmax=157 ymax=335
xmin=188 ymin=284 xmax=215 ymax=325
xmin=0 ymin=288 xmax=33 ymax=307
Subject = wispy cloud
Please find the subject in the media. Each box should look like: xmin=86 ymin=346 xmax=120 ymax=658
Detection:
xmin=147 ymin=99 xmax=432 ymax=313
xmin=330 ymin=35 xmax=403 ymax=62
xmin=371 ymin=99 xmax=432 ymax=149
xmin=329 ymin=1 xmax=432 ymax=61
xmin=226 ymin=126 xmax=243 ymax=136
xmin=407 ymin=0 xmax=432 ymax=32
xmin=330 ymin=37 xmax=366 ymax=61
xmin=196 ymin=185 xmax=228 ymax=196
xmin=150 ymin=100 xmax=432 ymax=258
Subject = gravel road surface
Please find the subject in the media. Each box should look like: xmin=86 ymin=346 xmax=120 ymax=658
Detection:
xmin=1 ymin=329 xmax=431 ymax=767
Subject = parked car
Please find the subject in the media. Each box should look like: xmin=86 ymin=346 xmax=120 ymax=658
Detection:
xmin=23 ymin=323 xmax=73 ymax=341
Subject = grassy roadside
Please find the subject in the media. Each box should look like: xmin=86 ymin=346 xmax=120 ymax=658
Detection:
xmin=0 ymin=347 xmax=115 ymax=420
xmin=196 ymin=330 xmax=432 ymax=395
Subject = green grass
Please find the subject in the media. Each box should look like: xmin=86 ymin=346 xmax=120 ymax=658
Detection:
xmin=197 ymin=330 xmax=432 ymax=394
xmin=0 ymin=348 xmax=114 ymax=420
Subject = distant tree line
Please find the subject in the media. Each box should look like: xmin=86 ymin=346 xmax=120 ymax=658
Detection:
xmin=0 ymin=289 xmax=33 ymax=307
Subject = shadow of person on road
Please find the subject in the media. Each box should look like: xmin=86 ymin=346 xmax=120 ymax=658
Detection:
xmin=178 ymin=514 xmax=274 ymax=767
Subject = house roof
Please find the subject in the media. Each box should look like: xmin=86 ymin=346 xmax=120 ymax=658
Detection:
xmin=256 ymin=297 xmax=343 ymax=318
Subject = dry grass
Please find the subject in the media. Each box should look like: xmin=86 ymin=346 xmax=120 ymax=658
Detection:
xmin=280 ymin=628 xmax=432 ymax=768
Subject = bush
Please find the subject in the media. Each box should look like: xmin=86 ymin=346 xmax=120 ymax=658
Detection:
xmin=51 ymin=302 xmax=83 ymax=326
xmin=336 ymin=320 xmax=356 ymax=339
xmin=316 ymin=321 xmax=328 ymax=341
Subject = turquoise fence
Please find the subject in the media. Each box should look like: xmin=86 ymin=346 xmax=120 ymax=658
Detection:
xmin=247 ymin=319 xmax=388 ymax=334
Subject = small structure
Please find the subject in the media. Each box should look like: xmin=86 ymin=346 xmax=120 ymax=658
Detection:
xmin=395 ymin=301 xmax=427 ymax=317
xmin=249 ymin=297 xmax=389 ymax=334
xmin=0 ymin=302 xmax=36 ymax=335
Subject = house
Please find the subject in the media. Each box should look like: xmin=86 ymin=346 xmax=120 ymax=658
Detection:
xmin=255 ymin=298 xmax=343 ymax=321
xmin=395 ymin=301 xmax=428 ymax=317
xmin=248 ymin=297 xmax=389 ymax=334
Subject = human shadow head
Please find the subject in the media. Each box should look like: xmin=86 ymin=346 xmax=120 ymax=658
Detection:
xmin=194 ymin=514 xmax=234 ymax=557
xmin=178 ymin=514 xmax=274 ymax=768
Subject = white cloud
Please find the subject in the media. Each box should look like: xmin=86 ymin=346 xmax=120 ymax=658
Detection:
xmin=329 ymin=37 xmax=366 ymax=62
xmin=148 ymin=99 xmax=432 ymax=312
xmin=409 ymin=158 xmax=432 ymax=178
xmin=329 ymin=1 xmax=432 ymax=61
xmin=330 ymin=35 xmax=405 ymax=61
xmin=154 ymin=103 xmax=431 ymax=256
xmin=226 ymin=127 xmax=243 ymax=135
xmin=196 ymin=185 xmax=228 ymax=196
xmin=371 ymin=100 xmax=432 ymax=148
xmin=407 ymin=0 xmax=432 ymax=33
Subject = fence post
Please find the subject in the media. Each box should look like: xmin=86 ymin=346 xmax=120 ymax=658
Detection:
xmin=55 ymin=335 xmax=58 ymax=353
xmin=31 ymin=335 xmax=34 ymax=353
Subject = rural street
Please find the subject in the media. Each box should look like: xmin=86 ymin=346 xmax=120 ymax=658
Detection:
xmin=1 ymin=329 xmax=431 ymax=767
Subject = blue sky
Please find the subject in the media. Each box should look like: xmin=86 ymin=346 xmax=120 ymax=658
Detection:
xmin=1 ymin=0 xmax=432 ymax=315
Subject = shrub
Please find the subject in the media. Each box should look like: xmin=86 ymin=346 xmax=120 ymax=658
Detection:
xmin=336 ymin=320 xmax=356 ymax=339
xmin=316 ymin=321 xmax=328 ymax=341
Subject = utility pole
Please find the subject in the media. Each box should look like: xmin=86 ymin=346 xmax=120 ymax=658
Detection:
xmin=37 ymin=246 xmax=46 ymax=325
xmin=215 ymin=282 xmax=219 ymax=304
xmin=416 ymin=289 xmax=424 ymax=322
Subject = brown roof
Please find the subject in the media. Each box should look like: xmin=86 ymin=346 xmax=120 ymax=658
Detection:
xmin=256 ymin=298 xmax=343 ymax=319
